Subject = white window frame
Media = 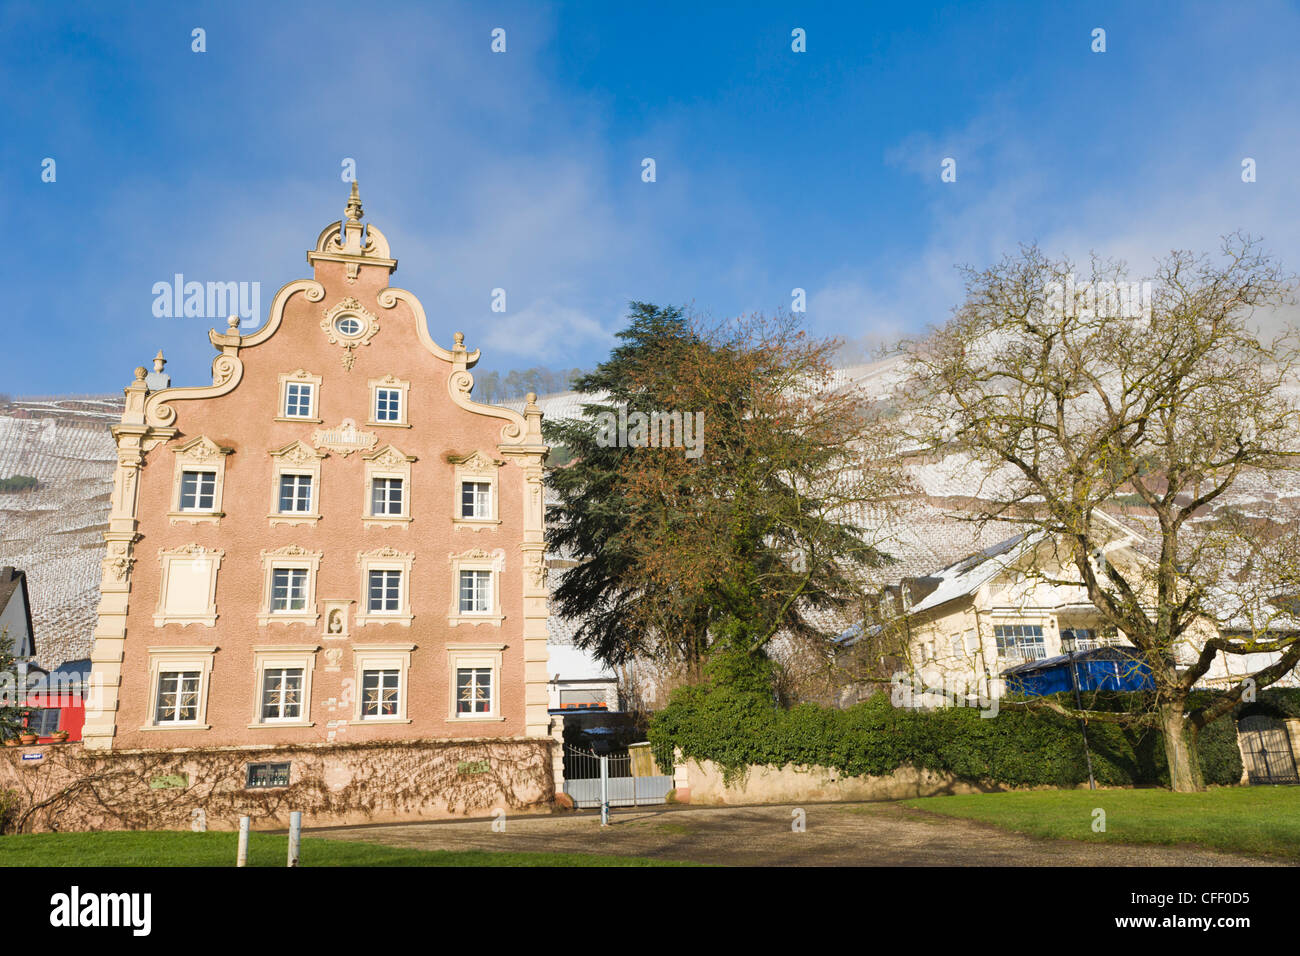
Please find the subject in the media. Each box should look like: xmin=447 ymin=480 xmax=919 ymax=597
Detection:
xmin=447 ymin=644 xmax=505 ymax=722
xmin=276 ymin=370 xmax=322 ymax=423
xmin=168 ymin=436 xmax=232 ymax=525
xmin=154 ymin=545 xmax=225 ymax=627
xmin=450 ymin=452 xmax=503 ymax=530
xmin=993 ymin=623 xmax=1048 ymax=661
xmin=362 ymin=445 xmax=415 ymax=529
xmin=447 ymin=549 xmax=505 ymax=627
xmin=351 ymin=644 xmax=415 ymax=724
xmin=250 ymin=645 xmax=319 ymax=728
xmin=268 ymin=440 xmax=326 ymax=526
xmin=142 ymin=646 xmax=216 ymax=731
xmin=355 ymin=549 xmax=415 ymax=627
xmin=257 ymin=545 xmax=322 ymax=626
xmin=367 ymin=375 xmax=410 ymax=428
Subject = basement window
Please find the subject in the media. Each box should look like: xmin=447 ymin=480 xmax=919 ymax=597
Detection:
xmin=246 ymin=762 xmax=291 ymax=789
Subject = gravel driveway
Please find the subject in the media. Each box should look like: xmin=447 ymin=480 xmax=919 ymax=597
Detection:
xmin=318 ymin=801 xmax=1289 ymax=866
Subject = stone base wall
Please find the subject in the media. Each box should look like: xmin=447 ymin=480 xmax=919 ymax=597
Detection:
xmin=0 ymin=737 xmax=555 ymax=833
xmin=677 ymin=758 xmax=1002 ymax=805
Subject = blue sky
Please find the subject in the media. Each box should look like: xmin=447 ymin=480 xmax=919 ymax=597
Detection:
xmin=4 ymin=0 xmax=1299 ymax=394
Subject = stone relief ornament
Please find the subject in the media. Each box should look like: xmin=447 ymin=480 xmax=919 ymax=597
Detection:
xmin=312 ymin=419 xmax=378 ymax=457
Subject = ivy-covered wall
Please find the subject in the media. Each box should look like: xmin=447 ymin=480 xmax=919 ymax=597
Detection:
xmin=649 ymin=684 xmax=1262 ymax=789
xmin=0 ymin=737 xmax=554 ymax=833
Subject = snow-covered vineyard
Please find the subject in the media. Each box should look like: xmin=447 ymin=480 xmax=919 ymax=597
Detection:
xmin=0 ymin=398 xmax=118 ymax=668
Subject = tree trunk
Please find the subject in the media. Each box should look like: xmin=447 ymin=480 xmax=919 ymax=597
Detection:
xmin=1160 ymin=702 xmax=1204 ymax=792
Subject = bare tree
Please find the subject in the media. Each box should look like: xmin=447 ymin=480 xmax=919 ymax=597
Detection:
xmin=902 ymin=234 xmax=1300 ymax=791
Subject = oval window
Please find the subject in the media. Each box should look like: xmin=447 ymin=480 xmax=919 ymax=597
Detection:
xmin=334 ymin=315 xmax=363 ymax=337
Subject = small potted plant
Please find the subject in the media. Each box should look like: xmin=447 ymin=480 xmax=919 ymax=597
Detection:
xmin=51 ymin=729 xmax=70 ymax=744
xmin=18 ymin=731 xmax=38 ymax=746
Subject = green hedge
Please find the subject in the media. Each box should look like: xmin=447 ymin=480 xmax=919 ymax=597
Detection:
xmin=648 ymin=685 xmax=1244 ymax=789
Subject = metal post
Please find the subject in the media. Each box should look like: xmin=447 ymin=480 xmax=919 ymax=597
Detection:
xmin=287 ymin=811 xmax=301 ymax=867
xmin=1064 ymin=638 xmax=1096 ymax=790
xmin=599 ymin=755 xmax=609 ymax=826
xmin=236 ymin=816 xmax=250 ymax=868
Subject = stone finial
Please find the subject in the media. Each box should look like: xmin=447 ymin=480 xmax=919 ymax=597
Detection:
xmin=453 ymin=331 xmax=465 ymax=349
xmin=345 ymin=181 xmax=363 ymax=224
xmin=227 ymin=315 xmax=241 ymax=332
xmin=133 ymin=367 xmax=148 ymax=382
xmin=525 ymin=392 xmax=538 ymax=405
xmin=153 ymin=350 xmax=166 ymax=374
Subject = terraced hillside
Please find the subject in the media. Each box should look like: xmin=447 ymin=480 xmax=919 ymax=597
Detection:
xmin=0 ymin=397 xmax=119 ymax=669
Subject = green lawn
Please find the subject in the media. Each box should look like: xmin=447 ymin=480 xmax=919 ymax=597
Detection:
xmin=0 ymin=830 xmax=683 ymax=867
xmin=902 ymin=786 xmax=1300 ymax=861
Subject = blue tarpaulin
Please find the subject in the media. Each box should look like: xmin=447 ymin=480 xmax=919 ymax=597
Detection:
xmin=1001 ymin=646 xmax=1154 ymax=696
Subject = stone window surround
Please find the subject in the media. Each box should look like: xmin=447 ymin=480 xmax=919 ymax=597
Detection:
xmin=268 ymin=440 xmax=327 ymax=527
xmin=257 ymin=545 xmax=323 ymax=626
xmin=249 ymin=644 xmax=320 ymax=728
xmin=141 ymin=645 xmax=217 ymax=731
xmin=276 ymin=369 xmax=323 ymax=423
xmin=362 ymin=445 xmax=416 ymax=529
xmin=451 ymin=451 xmax=503 ymax=530
xmin=350 ymin=643 xmax=416 ymax=724
xmin=355 ymin=548 xmax=415 ymax=627
xmin=447 ymin=549 xmax=505 ymax=627
xmin=367 ymin=374 xmax=411 ymax=428
xmin=167 ymin=436 xmax=233 ymax=525
xmin=154 ymin=545 xmax=225 ymax=627
xmin=446 ymin=642 xmax=506 ymax=722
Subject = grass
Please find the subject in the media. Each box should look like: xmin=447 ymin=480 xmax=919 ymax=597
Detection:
xmin=0 ymin=830 xmax=685 ymax=867
xmin=902 ymin=786 xmax=1300 ymax=861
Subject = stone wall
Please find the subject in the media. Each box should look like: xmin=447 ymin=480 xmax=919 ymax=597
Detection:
xmin=0 ymin=737 xmax=554 ymax=833
xmin=675 ymin=756 xmax=1000 ymax=806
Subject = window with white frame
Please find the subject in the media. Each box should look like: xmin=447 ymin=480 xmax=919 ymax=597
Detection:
xmin=155 ymin=670 xmax=202 ymax=724
xmin=261 ymin=667 xmax=304 ymax=721
xmin=447 ymin=550 xmax=504 ymax=626
xmin=360 ymin=668 xmax=401 ymax=719
xmin=451 ymin=453 xmax=501 ymax=528
xmin=179 ymin=470 xmax=217 ymax=512
xmin=168 ymin=435 xmax=232 ymax=525
xmin=284 ymin=382 xmax=314 ymax=418
xmin=362 ymin=446 xmax=415 ymax=528
xmin=459 ymin=569 xmax=492 ymax=614
xmin=460 ymin=481 xmax=492 ymax=520
xmin=949 ymin=634 xmax=964 ymax=657
xmin=268 ymin=441 xmax=326 ymax=526
xmin=369 ymin=570 xmax=402 ymax=613
xmin=277 ymin=370 xmax=322 ymax=423
xmin=371 ymin=477 xmax=404 ymax=516
xmin=271 ymin=568 xmax=309 ymax=613
xmin=355 ymin=550 xmax=414 ymax=626
xmin=994 ymin=624 xmax=1047 ymax=661
xmin=257 ymin=546 xmax=321 ymax=626
xmin=446 ymin=644 xmax=504 ymax=720
xmin=278 ymin=473 xmax=314 ymax=514
xmin=375 ymin=387 xmax=402 ymax=423
xmin=351 ymin=645 xmax=413 ymax=722
xmin=250 ymin=646 xmax=317 ymax=726
xmin=143 ymin=647 xmax=216 ymax=730
xmin=368 ymin=375 xmax=410 ymax=427
xmin=456 ymin=667 xmax=492 ymax=715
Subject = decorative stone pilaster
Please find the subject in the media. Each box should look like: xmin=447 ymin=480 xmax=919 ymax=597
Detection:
xmin=501 ymin=393 xmax=551 ymax=739
xmin=82 ymin=369 xmax=150 ymax=750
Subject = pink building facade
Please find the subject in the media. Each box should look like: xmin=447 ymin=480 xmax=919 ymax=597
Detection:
xmin=83 ymin=187 xmax=552 ymax=764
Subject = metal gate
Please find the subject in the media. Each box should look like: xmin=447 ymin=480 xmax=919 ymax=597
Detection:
xmin=562 ymin=745 xmax=675 ymax=809
xmin=1238 ymin=715 xmax=1299 ymax=785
